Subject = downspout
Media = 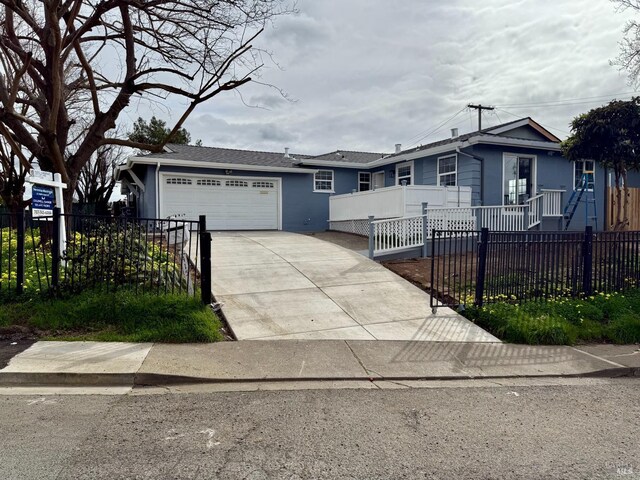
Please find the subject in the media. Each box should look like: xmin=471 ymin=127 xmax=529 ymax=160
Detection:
xmin=456 ymin=147 xmax=485 ymax=205
xmin=155 ymin=162 xmax=161 ymax=218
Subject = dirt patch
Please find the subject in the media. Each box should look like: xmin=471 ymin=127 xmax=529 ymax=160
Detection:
xmin=383 ymin=258 xmax=432 ymax=290
xmin=383 ymin=254 xmax=479 ymax=307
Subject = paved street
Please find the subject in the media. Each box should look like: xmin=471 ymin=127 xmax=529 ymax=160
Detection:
xmin=1 ymin=378 xmax=639 ymax=479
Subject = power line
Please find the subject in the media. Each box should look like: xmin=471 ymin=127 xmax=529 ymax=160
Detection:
xmin=405 ymin=107 xmax=467 ymax=147
xmin=495 ymin=91 xmax=638 ymax=109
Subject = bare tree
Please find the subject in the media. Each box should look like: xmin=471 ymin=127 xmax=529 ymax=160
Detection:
xmin=612 ymin=0 xmax=640 ymax=87
xmin=76 ymin=144 xmax=123 ymax=215
xmin=0 ymin=136 xmax=31 ymax=214
xmin=0 ymin=1 xmax=289 ymax=213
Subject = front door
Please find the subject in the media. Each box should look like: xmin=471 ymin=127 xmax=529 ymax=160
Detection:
xmin=372 ymin=171 xmax=385 ymax=190
xmin=503 ymin=155 xmax=535 ymax=205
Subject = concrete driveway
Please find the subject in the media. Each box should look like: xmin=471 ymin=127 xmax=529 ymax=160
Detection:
xmin=209 ymin=231 xmax=499 ymax=342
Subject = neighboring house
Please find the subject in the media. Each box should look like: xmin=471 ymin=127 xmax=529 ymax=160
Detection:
xmin=115 ymin=117 xmax=638 ymax=232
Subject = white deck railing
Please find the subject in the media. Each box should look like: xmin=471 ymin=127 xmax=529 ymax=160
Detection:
xmin=527 ymin=194 xmax=543 ymax=229
xmin=541 ymin=189 xmax=564 ymax=217
xmin=329 ymin=185 xmax=472 ymax=222
xmin=372 ymin=215 xmax=425 ymax=254
xmin=371 ymin=197 xmax=546 ymax=256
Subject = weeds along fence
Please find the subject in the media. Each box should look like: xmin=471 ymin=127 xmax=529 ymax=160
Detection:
xmin=0 ymin=209 xmax=212 ymax=303
xmin=430 ymin=227 xmax=640 ymax=311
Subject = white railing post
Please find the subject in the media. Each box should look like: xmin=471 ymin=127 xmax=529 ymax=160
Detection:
xmin=368 ymin=215 xmax=375 ymax=259
xmin=422 ymin=202 xmax=428 ymax=258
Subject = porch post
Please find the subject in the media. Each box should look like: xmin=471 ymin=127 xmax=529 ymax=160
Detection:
xmin=368 ymin=215 xmax=375 ymax=259
xmin=523 ymin=203 xmax=530 ymax=231
xmin=421 ymin=202 xmax=429 ymax=258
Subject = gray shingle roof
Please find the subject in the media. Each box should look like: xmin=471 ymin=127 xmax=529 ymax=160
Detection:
xmin=308 ymin=150 xmax=386 ymax=164
xmin=141 ymin=144 xmax=306 ymax=168
xmin=135 ymin=144 xmax=384 ymax=168
xmin=382 ymin=117 xmax=559 ymax=161
xmin=131 ymin=117 xmax=558 ymax=169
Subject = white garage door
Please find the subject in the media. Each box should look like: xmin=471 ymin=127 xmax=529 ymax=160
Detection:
xmin=161 ymin=175 xmax=280 ymax=230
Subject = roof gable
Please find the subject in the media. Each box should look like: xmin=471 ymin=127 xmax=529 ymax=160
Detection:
xmin=482 ymin=118 xmax=561 ymax=143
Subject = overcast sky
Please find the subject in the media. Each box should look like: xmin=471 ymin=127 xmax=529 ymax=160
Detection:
xmin=137 ymin=0 xmax=637 ymax=155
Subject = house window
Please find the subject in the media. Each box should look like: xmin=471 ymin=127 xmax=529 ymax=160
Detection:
xmin=574 ymin=160 xmax=595 ymax=190
xmin=396 ymin=162 xmax=413 ymax=185
xmin=437 ymin=155 xmax=457 ymax=186
xmin=314 ymin=170 xmax=334 ymax=192
xmin=358 ymin=172 xmax=371 ymax=191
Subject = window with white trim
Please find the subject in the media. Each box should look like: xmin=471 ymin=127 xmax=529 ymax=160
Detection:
xmin=197 ymin=179 xmax=221 ymax=186
xmin=166 ymin=177 xmax=192 ymax=185
xmin=396 ymin=163 xmax=412 ymax=185
xmin=314 ymin=170 xmax=334 ymax=192
xmin=358 ymin=172 xmax=371 ymax=191
xmin=574 ymin=160 xmax=595 ymax=190
xmin=437 ymin=155 xmax=457 ymax=187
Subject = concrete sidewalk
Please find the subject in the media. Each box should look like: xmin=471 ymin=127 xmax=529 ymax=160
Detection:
xmin=0 ymin=341 xmax=638 ymax=388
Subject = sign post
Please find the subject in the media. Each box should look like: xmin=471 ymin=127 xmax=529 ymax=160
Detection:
xmin=25 ymin=171 xmax=67 ymax=259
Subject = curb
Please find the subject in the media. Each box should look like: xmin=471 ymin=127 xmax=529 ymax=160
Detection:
xmin=0 ymin=372 xmax=135 ymax=387
xmin=1 ymin=367 xmax=638 ymax=388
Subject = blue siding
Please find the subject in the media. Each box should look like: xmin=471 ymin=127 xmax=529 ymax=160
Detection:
xmin=141 ymin=165 xmax=360 ymax=232
xmin=135 ymin=164 xmax=157 ymax=218
xmin=134 ymin=142 xmax=640 ymax=233
xmin=470 ymin=144 xmax=605 ymax=231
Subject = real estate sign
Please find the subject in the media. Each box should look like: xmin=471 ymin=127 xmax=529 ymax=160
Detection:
xmin=25 ymin=170 xmax=68 ymax=259
xmin=31 ymin=184 xmax=55 ymax=218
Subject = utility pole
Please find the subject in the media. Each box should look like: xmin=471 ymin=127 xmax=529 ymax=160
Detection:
xmin=468 ymin=104 xmax=495 ymax=131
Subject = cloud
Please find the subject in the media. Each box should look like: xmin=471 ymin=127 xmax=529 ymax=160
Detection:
xmin=125 ymin=0 xmax=637 ymax=153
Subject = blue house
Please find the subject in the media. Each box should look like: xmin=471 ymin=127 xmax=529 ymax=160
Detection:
xmin=116 ymin=117 xmax=632 ymax=236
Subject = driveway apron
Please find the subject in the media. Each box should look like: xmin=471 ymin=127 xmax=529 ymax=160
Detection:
xmin=208 ymin=232 xmax=499 ymax=342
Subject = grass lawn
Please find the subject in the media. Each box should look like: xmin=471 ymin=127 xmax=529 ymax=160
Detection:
xmin=0 ymin=289 xmax=224 ymax=343
xmin=464 ymin=290 xmax=640 ymax=345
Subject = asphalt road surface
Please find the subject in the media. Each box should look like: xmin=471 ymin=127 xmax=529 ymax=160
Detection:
xmin=1 ymin=378 xmax=639 ymax=479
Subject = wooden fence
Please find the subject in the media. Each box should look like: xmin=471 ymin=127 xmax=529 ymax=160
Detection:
xmin=607 ymin=187 xmax=640 ymax=230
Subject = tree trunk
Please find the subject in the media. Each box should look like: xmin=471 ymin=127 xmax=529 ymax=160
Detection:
xmin=62 ymin=175 xmax=77 ymax=216
xmin=614 ymin=171 xmax=624 ymax=231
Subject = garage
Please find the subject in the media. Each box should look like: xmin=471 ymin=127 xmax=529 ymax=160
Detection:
xmin=160 ymin=174 xmax=281 ymax=230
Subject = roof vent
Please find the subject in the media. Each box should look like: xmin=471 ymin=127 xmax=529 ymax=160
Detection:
xmin=284 ymin=147 xmax=290 ymax=158
xmin=451 ymin=128 xmax=459 ymax=138
xmin=395 ymin=143 xmax=402 ymax=154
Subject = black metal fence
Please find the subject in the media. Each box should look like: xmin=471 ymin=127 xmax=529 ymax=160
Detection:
xmin=0 ymin=209 xmax=212 ymax=303
xmin=430 ymin=227 xmax=640 ymax=310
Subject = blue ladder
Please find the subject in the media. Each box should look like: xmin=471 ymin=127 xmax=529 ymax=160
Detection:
xmin=563 ymin=171 xmax=597 ymax=230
